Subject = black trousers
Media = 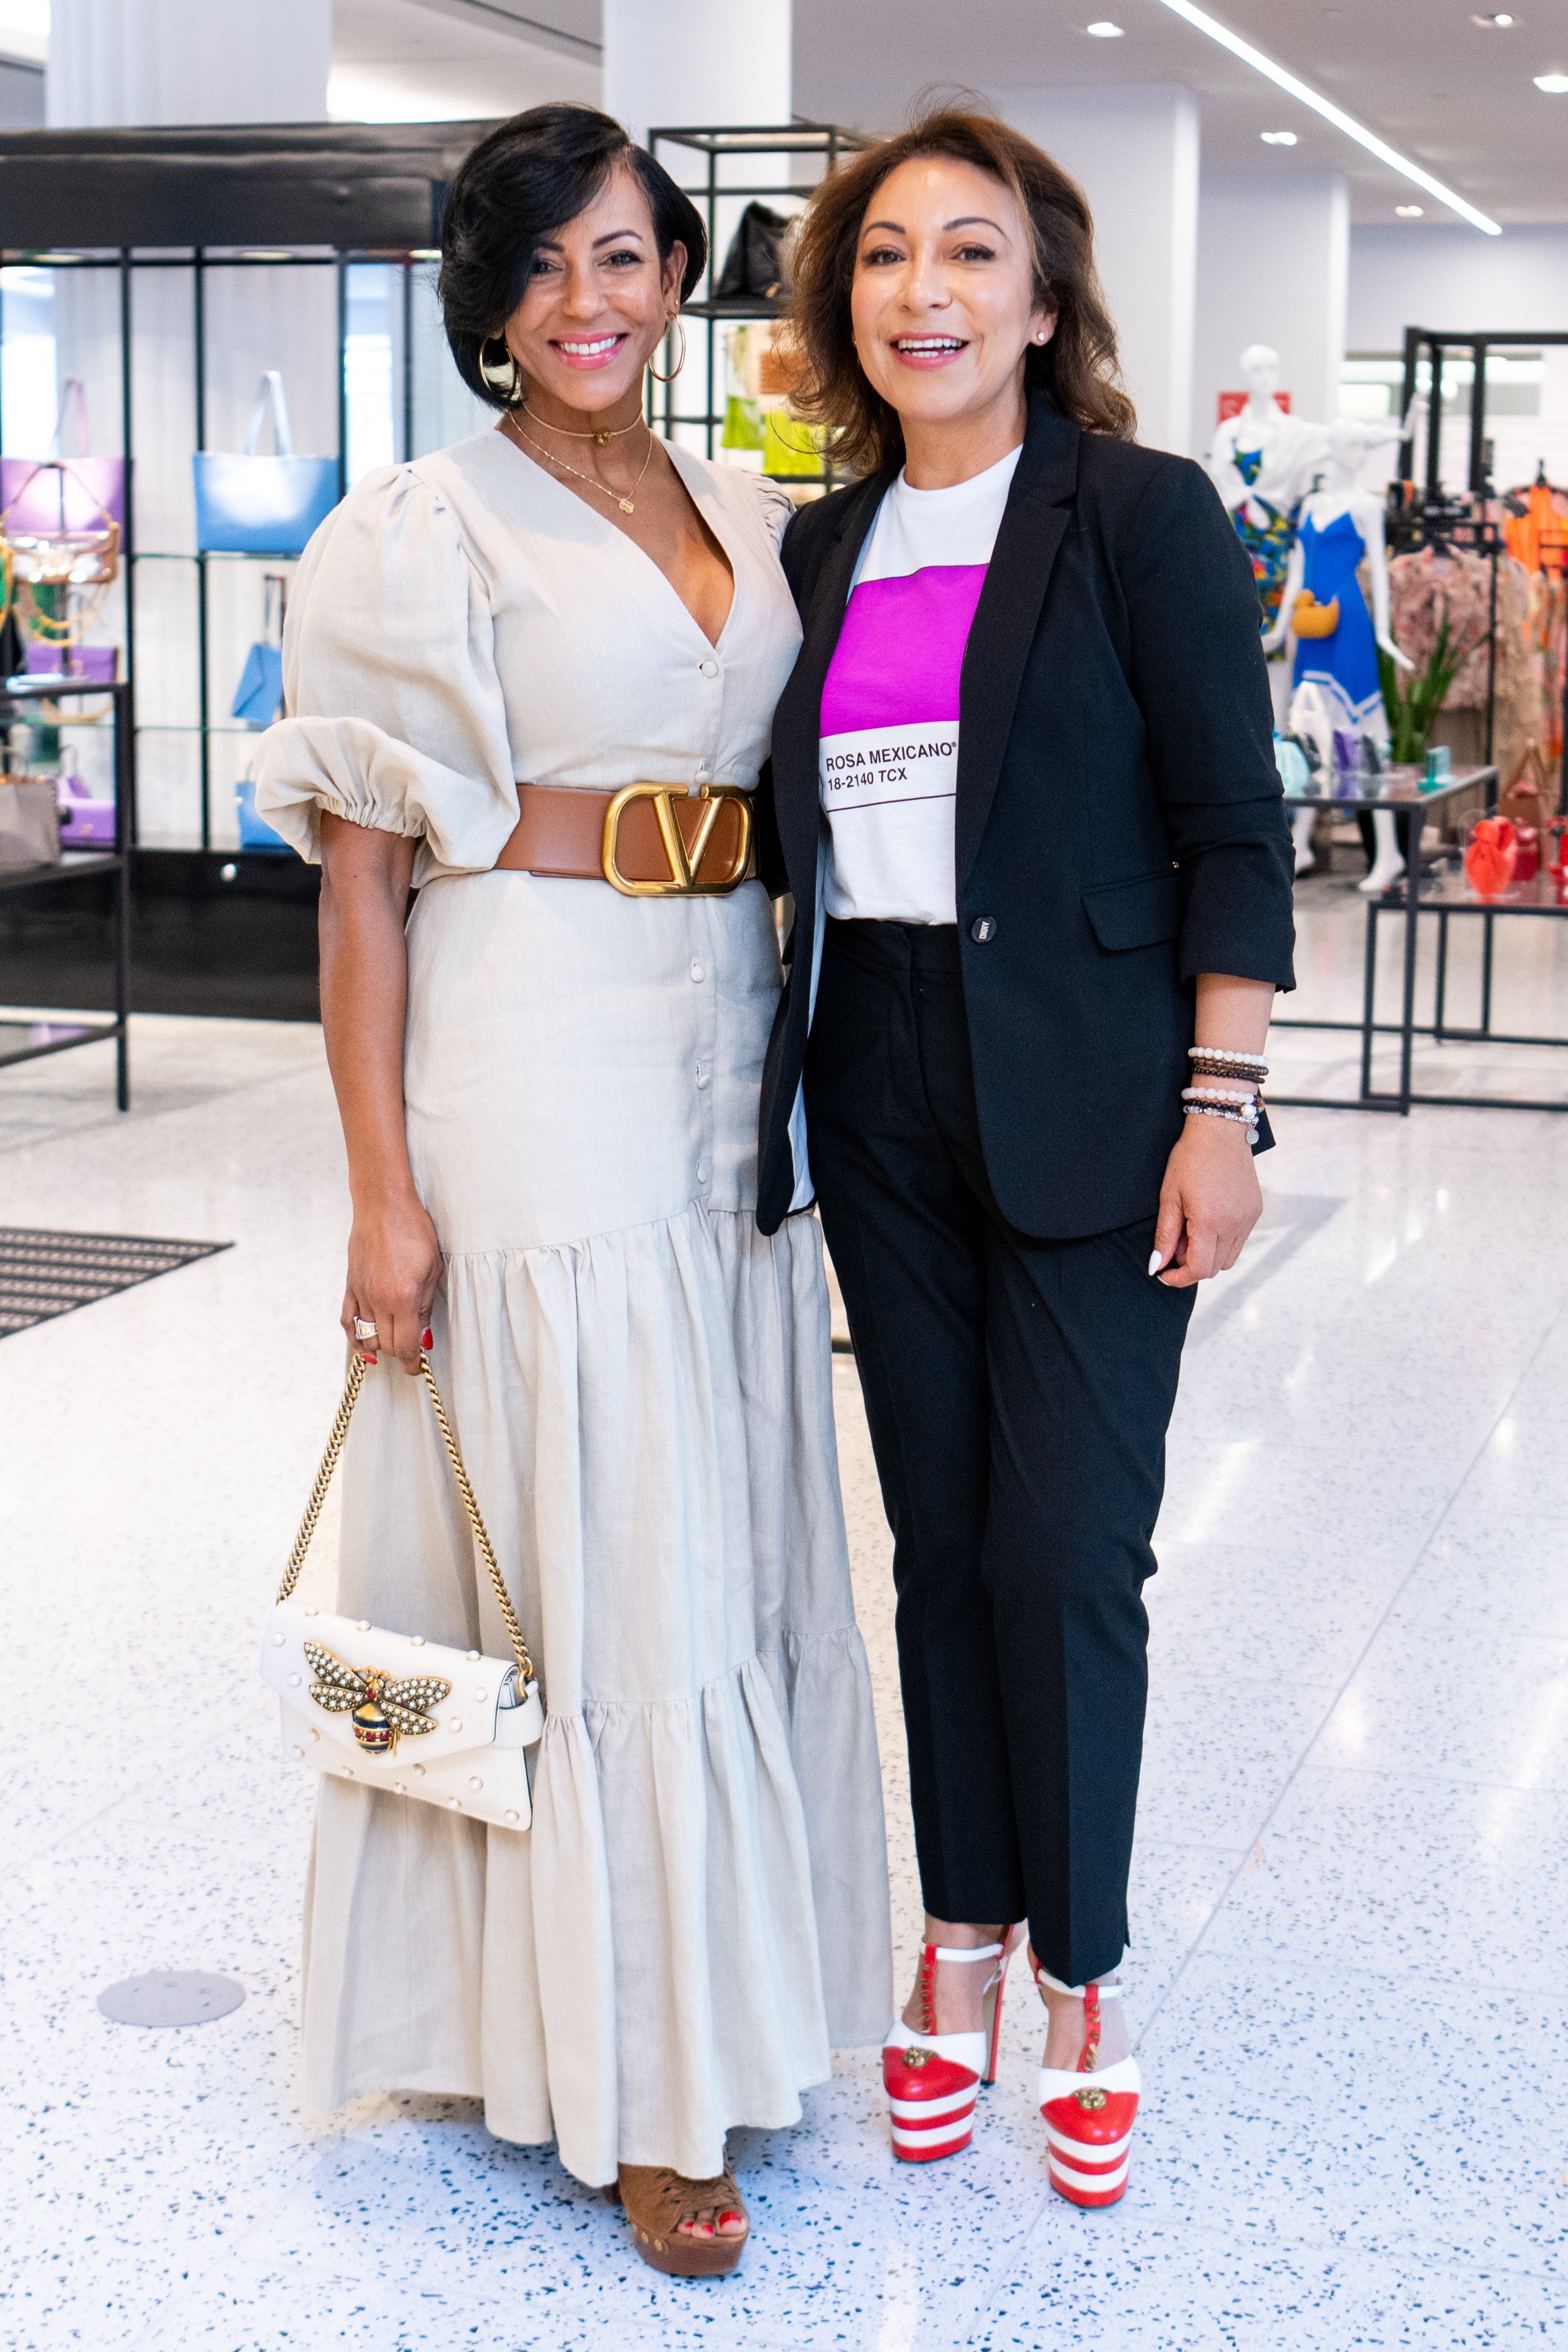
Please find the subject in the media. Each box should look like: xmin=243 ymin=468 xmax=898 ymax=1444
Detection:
xmin=803 ymin=918 xmax=1194 ymax=1985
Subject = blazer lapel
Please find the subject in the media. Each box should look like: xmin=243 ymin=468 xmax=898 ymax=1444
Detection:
xmin=954 ymin=395 xmax=1080 ymax=893
xmin=769 ymin=469 xmax=891 ymax=907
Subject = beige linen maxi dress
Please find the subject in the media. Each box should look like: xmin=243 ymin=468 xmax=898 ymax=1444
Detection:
xmin=253 ymin=429 xmax=892 ymax=2188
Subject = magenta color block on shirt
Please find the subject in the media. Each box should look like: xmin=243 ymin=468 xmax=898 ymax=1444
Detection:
xmin=820 ymin=564 xmax=988 ymax=736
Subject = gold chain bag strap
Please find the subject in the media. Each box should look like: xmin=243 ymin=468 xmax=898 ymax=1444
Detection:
xmin=259 ymin=1350 xmax=544 ymax=1832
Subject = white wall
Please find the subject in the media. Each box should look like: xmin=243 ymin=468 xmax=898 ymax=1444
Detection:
xmin=1348 ymin=223 xmax=1568 ymax=352
xmin=603 ymin=0 xmax=790 ymax=147
xmin=989 ymin=85 xmax=1200 ymax=456
xmin=48 ymin=0 xmax=331 ymax=126
xmin=1194 ymin=172 xmax=1348 ymax=458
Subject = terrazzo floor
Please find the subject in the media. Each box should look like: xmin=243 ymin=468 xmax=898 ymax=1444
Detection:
xmin=3 ymin=876 xmax=1567 ymax=2350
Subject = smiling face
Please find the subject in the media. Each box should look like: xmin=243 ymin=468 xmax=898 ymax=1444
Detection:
xmin=848 ymin=154 xmax=1053 ymax=464
xmin=500 ymin=162 xmax=686 ymax=422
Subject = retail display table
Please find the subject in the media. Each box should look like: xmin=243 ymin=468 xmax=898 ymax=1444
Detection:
xmin=1272 ymin=765 xmax=1510 ymax=1115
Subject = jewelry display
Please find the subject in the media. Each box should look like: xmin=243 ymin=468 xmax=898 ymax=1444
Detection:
xmin=502 ymin=409 xmax=657 ymax=517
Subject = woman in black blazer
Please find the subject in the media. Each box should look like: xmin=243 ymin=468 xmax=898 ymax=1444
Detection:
xmin=756 ymin=107 xmax=1295 ymax=2206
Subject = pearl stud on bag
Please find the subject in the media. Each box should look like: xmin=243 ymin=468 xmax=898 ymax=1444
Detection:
xmin=259 ymin=1350 xmax=544 ymax=1830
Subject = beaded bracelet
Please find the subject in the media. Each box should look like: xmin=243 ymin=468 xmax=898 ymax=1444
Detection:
xmin=1183 ymin=1101 xmax=1257 ymax=1127
xmin=1182 ymin=1085 xmax=1261 ymax=1109
xmin=1188 ymin=1047 xmax=1268 ymax=1076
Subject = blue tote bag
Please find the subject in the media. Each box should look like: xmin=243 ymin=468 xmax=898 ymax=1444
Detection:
xmin=193 ymin=372 xmax=339 ymax=556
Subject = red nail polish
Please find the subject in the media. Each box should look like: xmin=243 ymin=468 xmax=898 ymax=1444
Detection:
xmin=359 ymin=1351 xmax=377 ymax=1365
xmin=421 ymin=1328 xmax=433 ymax=1349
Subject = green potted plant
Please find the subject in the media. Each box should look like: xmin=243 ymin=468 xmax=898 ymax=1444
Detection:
xmin=1378 ymin=599 xmax=1483 ymax=765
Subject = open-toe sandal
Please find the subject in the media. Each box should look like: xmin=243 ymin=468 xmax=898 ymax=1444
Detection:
xmin=610 ymin=2161 xmax=749 ymax=2277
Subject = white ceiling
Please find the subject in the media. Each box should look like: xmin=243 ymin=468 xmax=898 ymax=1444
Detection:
xmin=334 ymin=0 xmax=1568 ymax=226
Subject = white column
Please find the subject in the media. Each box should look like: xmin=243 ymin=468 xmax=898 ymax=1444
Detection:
xmin=988 ymin=85 xmax=1200 ymax=457
xmin=602 ymin=0 xmax=790 ymax=146
xmin=1194 ymin=173 xmax=1349 ymax=455
xmin=48 ymin=0 xmax=331 ymax=127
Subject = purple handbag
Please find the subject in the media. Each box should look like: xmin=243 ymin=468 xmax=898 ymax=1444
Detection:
xmin=0 ymin=382 xmax=125 ymax=586
xmin=54 ymin=749 xmax=116 ymax=849
xmin=25 ymin=642 xmax=119 ymax=685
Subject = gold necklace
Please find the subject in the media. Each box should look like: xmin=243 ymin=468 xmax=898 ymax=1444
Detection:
xmin=517 ymin=401 xmax=643 ymax=448
xmin=503 ymin=410 xmax=657 ymax=517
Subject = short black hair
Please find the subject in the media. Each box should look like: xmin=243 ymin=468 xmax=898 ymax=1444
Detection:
xmin=439 ymin=104 xmax=707 ymax=411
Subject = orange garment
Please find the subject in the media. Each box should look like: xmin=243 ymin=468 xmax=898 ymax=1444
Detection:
xmin=1503 ymin=480 xmax=1568 ymax=579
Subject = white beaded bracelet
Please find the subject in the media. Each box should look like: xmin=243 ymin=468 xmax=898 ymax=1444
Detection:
xmin=1183 ymin=1101 xmax=1259 ymax=1127
xmin=1188 ymin=1047 xmax=1269 ymax=1071
xmin=1182 ymin=1085 xmax=1260 ymax=1106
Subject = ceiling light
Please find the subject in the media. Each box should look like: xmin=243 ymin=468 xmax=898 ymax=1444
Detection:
xmin=1260 ymin=130 xmax=1298 ymax=144
xmin=1535 ymin=72 xmax=1568 ymax=92
xmin=1396 ymin=204 xmax=1424 ymax=216
xmin=1471 ymin=11 xmax=1517 ymax=23
xmin=1085 ymin=20 xmax=1124 ymax=34
xmin=1153 ymin=0 xmax=1502 ymax=233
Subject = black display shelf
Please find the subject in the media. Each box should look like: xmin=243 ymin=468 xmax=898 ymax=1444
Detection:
xmin=0 ymin=676 xmax=132 ymax=1107
xmin=646 ymin=121 xmax=872 ymax=488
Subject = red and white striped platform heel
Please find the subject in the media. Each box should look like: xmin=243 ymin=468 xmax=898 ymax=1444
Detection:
xmin=1031 ymin=1956 xmax=1139 ymax=2207
xmin=882 ymin=1933 xmax=1017 ymax=2163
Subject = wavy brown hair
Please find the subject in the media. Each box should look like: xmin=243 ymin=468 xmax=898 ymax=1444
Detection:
xmin=787 ymin=101 xmax=1135 ymax=476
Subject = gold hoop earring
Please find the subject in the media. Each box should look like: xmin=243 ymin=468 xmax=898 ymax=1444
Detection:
xmin=646 ymin=316 xmax=687 ymax=384
xmin=480 ymin=334 xmax=524 ymax=404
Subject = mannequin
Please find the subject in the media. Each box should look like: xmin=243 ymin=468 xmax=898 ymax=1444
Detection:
xmin=1263 ymin=419 xmax=1413 ymax=891
xmin=1208 ymin=344 xmax=1329 ymax=724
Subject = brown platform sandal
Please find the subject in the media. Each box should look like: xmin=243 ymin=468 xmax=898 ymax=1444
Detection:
xmin=609 ymin=2160 xmax=750 ymax=2277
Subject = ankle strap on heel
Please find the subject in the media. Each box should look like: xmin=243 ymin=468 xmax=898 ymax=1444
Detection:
xmin=926 ymin=1942 xmax=1005 ymax=1965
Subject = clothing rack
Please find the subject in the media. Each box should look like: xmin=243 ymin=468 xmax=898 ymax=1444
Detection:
xmin=1383 ymin=487 xmax=1504 ymax=766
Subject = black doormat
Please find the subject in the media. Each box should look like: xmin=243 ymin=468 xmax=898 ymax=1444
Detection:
xmin=0 ymin=1226 xmax=231 ymax=1336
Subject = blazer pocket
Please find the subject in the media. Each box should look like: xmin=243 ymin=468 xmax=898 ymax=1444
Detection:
xmin=1082 ymin=871 xmax=1183 ymax=952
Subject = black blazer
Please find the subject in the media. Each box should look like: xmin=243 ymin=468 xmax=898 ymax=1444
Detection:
xmin=755 ymin=390 xmax=1296 ymax=1241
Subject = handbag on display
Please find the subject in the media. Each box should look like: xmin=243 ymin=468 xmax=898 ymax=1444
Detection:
xmin=1291 ymin=589 xmax=1341 ymax=639
xmin=232 ymin=571 xmax=287 ymax=728
xmin=235 ymin=772 xmax=291 ymax=853
xmin=0 ymin=776 xmax=61 ymax=865
xmin=193 ymin=371 xmax=340 ymax=556
xmin=54 ymin=746 xmax=116 ymax=848
xmin=260 ymin=1350 xmax=545 ymax=1831
xmin=25 ymin=641 xmax=119 ymax=686
xmin=0 ymin=379 xmax=124 ymax=590
xmin=713 ymin=201 xmax=795 ymax=305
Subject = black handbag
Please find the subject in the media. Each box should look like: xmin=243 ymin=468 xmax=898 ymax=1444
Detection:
xmin=713 ymin=202 xmax=793 ymax=306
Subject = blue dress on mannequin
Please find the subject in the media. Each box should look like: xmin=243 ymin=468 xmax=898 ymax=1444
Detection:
xmin=1292 ymin=507 xmax=1387 ymax=743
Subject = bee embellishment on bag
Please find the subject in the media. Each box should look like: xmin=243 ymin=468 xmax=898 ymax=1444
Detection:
xmin=304 ymin=1640 xmax=452 ymax=1756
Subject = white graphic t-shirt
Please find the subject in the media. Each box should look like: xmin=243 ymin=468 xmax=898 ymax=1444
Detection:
xmin=819 ymin=444 xmax=1021 ymax=925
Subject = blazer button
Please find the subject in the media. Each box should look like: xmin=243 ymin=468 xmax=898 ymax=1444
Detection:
xmin=969 ymin=916 xmax=998 ymax=944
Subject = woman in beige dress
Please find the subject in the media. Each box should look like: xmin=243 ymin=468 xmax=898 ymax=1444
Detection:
xmin=254 ymin=103 xmax=891 ymax=2276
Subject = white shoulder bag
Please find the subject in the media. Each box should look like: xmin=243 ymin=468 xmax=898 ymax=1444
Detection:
xmin=260 ymin=1351 xmax=544 ymax=1831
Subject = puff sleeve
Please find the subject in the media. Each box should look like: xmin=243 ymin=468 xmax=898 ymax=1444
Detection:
xmin=253 ymin=463 xmax=519 ymax=883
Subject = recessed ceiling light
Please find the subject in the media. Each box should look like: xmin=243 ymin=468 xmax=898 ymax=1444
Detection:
xmin=1153 ymin=0 xmax=1502 ymax=232
xmin=1260 ymin=129 xmax=1298 ymax=144
xmin=1535 ymin=72 xmax=1568 ymax=91
xmin=1396 ymin=204 xmax=1424 ymax=216
xmin=1472 ymin=11 xmax=1517 ymax=24
xmin=1086 ymin=20 xmax=1124 ymax=34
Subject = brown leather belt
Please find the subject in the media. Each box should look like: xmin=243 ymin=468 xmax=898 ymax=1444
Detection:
xmin=494 ymin=780 xmax=755 ymax=898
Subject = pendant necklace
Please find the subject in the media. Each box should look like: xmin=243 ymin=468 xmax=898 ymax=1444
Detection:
xmin=503 ymin=410 xmax=656 ymax=516
xmin=517 ymin=401 xmax=643 ymax=449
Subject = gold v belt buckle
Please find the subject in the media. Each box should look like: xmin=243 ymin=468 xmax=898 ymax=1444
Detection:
xmin=601 ymin=782 xmax=754 ymax=898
